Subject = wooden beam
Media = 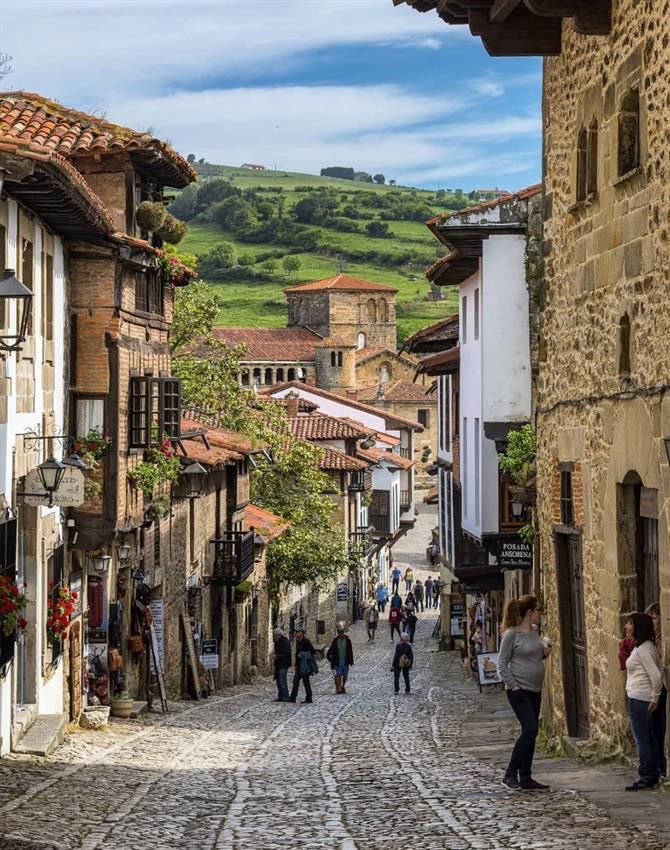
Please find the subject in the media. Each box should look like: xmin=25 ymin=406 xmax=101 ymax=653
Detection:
xmin=489 ymin=0 xmax=522 ymax=23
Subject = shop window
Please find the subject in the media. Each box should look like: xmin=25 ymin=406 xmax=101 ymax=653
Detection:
xmin=619 ymin=313 xmax=631 ymax=376
xmin=47 ymin=545 xmax=64 ymax=662
xmin=367 ymin=298 xmax=377 ymax=324
xmin=618 ymin=88 xmax=640 ymax=177
xmin=129 ymin=375 xmax=181 ymax=448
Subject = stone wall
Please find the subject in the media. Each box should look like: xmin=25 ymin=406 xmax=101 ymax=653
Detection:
xmin=287 ymin=291 xmax=397 ymax=349
xmin=537 ymin=4 xmax=670 ymax=755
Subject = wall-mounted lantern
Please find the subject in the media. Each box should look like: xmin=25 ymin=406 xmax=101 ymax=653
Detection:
xmin=182 ymin=461 xmax=207 ymax=499
xmin=90 ymin=552 xmax=112 ymax=572
xmin=37 ymin=456 xmax=67 ymax=507
xmin=511 ymin=498 xmax=524 ymax=520
xmin=117 ymin=542 xmax=132 ymax=562
xmin=0 ymin=269 xmax=33 ymax=353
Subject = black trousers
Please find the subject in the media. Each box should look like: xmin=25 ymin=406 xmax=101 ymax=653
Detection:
xmin=394 ymin=668 xmax=410 ymax=692
xmin=506 ymin=688 xmax=541 ymax=781
xmin=392 ymin=579 xmax=399 ymax=594
xmin=390 ymin=623 xmax=402 ymax=640
xmin=290 ymin=671 xmax=313 ymax=702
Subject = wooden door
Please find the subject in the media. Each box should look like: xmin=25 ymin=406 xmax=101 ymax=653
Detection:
xmin=69 ymin=620 xmax=82 ymax=721
xmin=555 ymin=531 xmax=590 ymax=738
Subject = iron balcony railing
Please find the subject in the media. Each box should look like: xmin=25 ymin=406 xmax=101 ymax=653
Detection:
xmin=400 ymin=489 xmax=411 ymax=510
xmin=348 ymin=469 xmax=372 ymax=493
xmin=348 ymin=526 xmax=375 ymax=558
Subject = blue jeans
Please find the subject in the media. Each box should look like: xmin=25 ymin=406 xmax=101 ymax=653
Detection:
xmin=275 ymin=667 xmax=289 ymax=701
xmin=629 ymin=697 xmax=662 ymax=784
xmin=506 ymin=689 xmax=541 ymax=782
xmin=653 ymin=687 xmax=668 ymax=776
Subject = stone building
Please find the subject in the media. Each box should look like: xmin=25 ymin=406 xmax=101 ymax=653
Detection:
xmin=399 ymin=0 xmax=670 ymax=762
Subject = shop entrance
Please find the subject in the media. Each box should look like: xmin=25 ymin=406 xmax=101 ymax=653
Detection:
xmin=616 ymin=473 xmax=659 ymax=612
xmin=555 ymin=530 xmax=589 ymax=739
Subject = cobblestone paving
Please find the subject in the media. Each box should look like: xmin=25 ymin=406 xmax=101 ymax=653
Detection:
xmin=0 ymin=613 xmax=667 ymax=850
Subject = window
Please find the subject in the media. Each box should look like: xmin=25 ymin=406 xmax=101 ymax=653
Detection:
xmin=129 ymin=376 xmax=181 ymax=448
xmin=276 ymin=368 xmax=284 ymax=382
xmin=0 ymin=224 xmax=5 ymax=328
xmin=618 ymin=88 xmax=640 ymax=177
xmin=440 ymin=376 xmax=450 ymax=452
xmin=576 ymin=126 xmax=587 ymax=202
xmin=576 ymin=121 xmax=598 ymax=201
xmin=241 ymin=370 xmax=250 ymax=387
xmin=417 ymin=408 xmax=430 ymax=428
xmin=337 ymin=351 xmax=343 ymax=367
xmin=264 ymin=368 xmax=273 ymax=385
xmin=474 ymin=288 xmax=480 ymax=341
xmin=379 ymin=298 xmax=388 ymax=323
xmin=366 ymin=298 xmax=377 ymax=324
xmin=331 ymin=351 xmax=336 ymax=367
xmin=153 ymin=520 xmax=161 ymax=566
xmin=357 ymin=332 xmax=366 ymax=350
xmin=462 ymin=417 xmax=467 ymax=517
xmin=461 ymin=295 xmax=467 ymax=345
xmin=135 ymin=270 xmax=163 ymax=315
xmin=560 ymin=467 xmax=574 ymax=526
xmin=76 ymin=397 xmax=104 ymax=436
xmin=287 ymin=367 xmax=296 ymax=381
xmin=619 ymin=313 xmax=631 ymax=376
xmin=21 ymin=239 xmax=34 ymax=335
xmin=41 ymin=253 xmax=54 ymax=342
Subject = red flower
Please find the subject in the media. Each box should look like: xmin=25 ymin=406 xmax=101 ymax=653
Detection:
xmin=18 ymin=618 xmax=27 ymax=630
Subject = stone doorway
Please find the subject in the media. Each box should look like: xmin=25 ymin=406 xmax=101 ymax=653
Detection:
xmin=616 ymin=472 xmax=660 ymax=613
xmin=555 ymin=529 xmax=590 ymax=739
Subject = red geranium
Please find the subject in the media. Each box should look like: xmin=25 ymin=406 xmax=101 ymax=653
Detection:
xmin=46 ymin=584 xmax=76 ymax=644
xmin=0 ymin=576 xmax=28 ymax=637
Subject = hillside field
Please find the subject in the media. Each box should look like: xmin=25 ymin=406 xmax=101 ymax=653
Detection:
xmin=175 ymin=164 xmax=468 ymax=341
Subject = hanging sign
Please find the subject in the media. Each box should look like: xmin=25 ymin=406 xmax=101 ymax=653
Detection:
xmin=200 ymin=638 xmax=219 ymax=670
xmin=498 ymin=539 xmax=533 ymax=570
xmin=23 ymin=468 xmax=85 ymax=507
xmin=336 ymin=583 xmax=349 ymax=602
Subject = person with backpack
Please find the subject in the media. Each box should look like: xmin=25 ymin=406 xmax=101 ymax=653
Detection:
xmin=375 ymin=583 xmax=389 ymax=612
xmin=389 ymin=605 xmax=403 ymax=641
xmin=365 ymin=604 xmax=379 ymax=642
xmin=431 ymin=579 xmax=441 ymax=609
xmin=272 ymin=627 xmax=292 ymax=702
xmin=413 ymin=579 xmax=424 ymax=612
xmin=405 ymin=590 xmax=417 ymax=612
xmin=288 ymin=625 xmax=317 ymax=704
xmin=391 ymin=632 xmax=413 ymax=693
xmin=403 ymin=566 xmax=414 ymax=592
xmin=326 ymin=624 xmax=354 ymax=694
xmin=404 ymin=607 xmax=418 ymax=643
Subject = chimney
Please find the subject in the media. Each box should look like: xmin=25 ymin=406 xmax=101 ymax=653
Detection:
xmin=285 ymin=391 xmax=300 ymax=418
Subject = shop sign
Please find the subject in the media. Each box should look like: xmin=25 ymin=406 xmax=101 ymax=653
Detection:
xmin=149 ymin=599 xmax=164 ymax=672
xmin=200 ymin=639 xmax=219 ymax=670
xmin=69 ymin=572 xmax=82 ymax=617
xmin=450 ymin=601 xmax=464 ymax=637
xmin=23 ymin=468 xmax=85 ymax=507
xmin=498 ymin=539 xmax=533 ymax=570
xmin=336 ymin=583 xmax=349 ymax=602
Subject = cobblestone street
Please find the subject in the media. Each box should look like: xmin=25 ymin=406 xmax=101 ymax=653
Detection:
xmin=0 ymin=604 xmax=668 ymax=850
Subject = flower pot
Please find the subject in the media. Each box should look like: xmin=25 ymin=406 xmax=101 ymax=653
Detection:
xmin=110 ymin=698 xmax=134 ymax=719
xmin=80 ymin=705 xmax=110 ymax=730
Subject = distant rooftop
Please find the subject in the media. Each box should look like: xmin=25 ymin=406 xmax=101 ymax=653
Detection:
xmin=284 ymin=274 xmax=398 ymax=294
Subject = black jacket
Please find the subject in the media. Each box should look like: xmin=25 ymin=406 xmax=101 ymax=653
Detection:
xmin=392 ymin=642 xmax=413 ymax=670
xmin=326 ymin=635 xmax=354 ymax=668
xmin=293 ymin=636 xmax=315 ymax=668
xmin=274 ymin=636 xmax=291 ymax=671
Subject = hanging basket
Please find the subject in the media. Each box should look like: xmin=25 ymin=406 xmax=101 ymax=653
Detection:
xmin=508 ymin=484 xmax=536 ymax=506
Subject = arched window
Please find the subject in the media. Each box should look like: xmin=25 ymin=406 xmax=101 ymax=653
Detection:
xmin=619 ymin=313 xmax=631 ymax=376
xmin=367 ymin=298 xmax=377 ymax=324
xmin=241 ymin=370 xmax=250 ymax=387
xmin=588 ymin=118 xmax=598 ymax=196
xmin=576 ymin=126 xmax=587 ymax=202
xmin=357 ymin=332 xmax=366 ymax=350
xmin=264 ymin=368 xmax=273 ymax=385
xmin=330 ymin=351 xmax=336 ymax=367
xmin=379 ymin=298 xmax=388 ymax=323
xmin=380 ymin=362 xmax=392 ymax=384
xmin=276 ymin=368 xmax=285 ymax=382
xmin=618 ymin=88 xmax=640 ymax=177
xmin=287 ymin=367 xmax=296 ymax=381
xmin=337 ymin=351 xmax=343 ymax=367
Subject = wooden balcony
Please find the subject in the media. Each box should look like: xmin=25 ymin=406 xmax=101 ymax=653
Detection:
xmin=349 ymin=526 xmax=375 ymax=558
xmin=348 ymin=469 xmax=372 ymax=493
xmin=209 ymin=530 xmax=255 ymax=585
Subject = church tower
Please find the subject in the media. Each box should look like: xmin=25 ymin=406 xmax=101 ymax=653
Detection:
xmin=314 ymin=337 xmax=356 ymax=396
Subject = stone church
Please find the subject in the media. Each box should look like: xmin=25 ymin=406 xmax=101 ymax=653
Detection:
xmin=214 ymin=274 xmax=437 ymax=472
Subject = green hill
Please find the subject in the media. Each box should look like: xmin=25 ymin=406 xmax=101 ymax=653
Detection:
xmin=172 ymin=164 xmax=476 ymax=342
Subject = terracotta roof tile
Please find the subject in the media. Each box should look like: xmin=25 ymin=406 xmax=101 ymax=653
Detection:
xmin=358 ymin=446 xmax=415 ymax=470
xmin=426 ymin=183 xmax=542 ymax=226
xmin=244 ymin=503 xmax=290 ymax=541
xmin=212 ymin=327 xmax=321 ymax=362
xmin=320 ymin=446 xmax=369 ymax=471
xmin=0 ymin=92 xmax=195 ymax=187
xmin=402 ymin=314 xmax=459 ymax=348
xmin=359 ymin=380 xmax=437 ymax=403
xmin=288 ymin=413 xmax=374 ymax=441
xmin=416 ymin=346 xmax=461 ymax=374
xmin=284 ymin=274 xmax=398 ymax=294
xmin=315 ymin=335 xmax=356 ymax=348
xmin=180 ymin=415 xmax=254 ymax=456
xmin=375 ymin=431 xmax=400 ymax=447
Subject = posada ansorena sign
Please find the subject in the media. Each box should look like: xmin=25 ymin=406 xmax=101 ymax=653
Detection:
xmin=498 ymin=539 xmax=533 ymax=570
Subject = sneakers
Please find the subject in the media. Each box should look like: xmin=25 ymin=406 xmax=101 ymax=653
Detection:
xmin=625 ymin=779 xmax=657 ymax=791
xmin=502 ymin=775 xmax=520 ymax=790
xmin=520 ymin=779 xmax=550 ymax=791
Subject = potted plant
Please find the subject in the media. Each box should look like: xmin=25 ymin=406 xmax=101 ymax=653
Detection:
xmin=135 ymin=200 xmax=167 ymax=232
xmin=110 ymin=690 xmax=134 ymax=719
xmin=127 ymin=438 xmax=181 ymax=495
xmin=46 ymin=583 xmax=77 ymax=644
xmin=157 ymin=213 xmax=187 ymax=244
xmin=144 ymin=494 xmax=171 ymax=523
xmin=0 ymin=576 xmax=28 ymax=637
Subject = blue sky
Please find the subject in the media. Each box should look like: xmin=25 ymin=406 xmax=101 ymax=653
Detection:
xmin=3 ymin=0 xmax=542 ymax=190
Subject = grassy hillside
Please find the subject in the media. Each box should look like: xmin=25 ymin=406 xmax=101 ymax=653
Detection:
xmin=173 ymin=164 xmax=470 ymax=342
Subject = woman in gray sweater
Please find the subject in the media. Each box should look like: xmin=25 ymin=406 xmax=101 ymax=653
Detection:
xmin=497 ymin=595 xmax=551 ymax=791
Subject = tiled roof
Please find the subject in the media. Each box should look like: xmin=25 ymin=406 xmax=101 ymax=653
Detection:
xmin=288 ymin=413 xmax=374 ymax=441
xmin=402 ymin=314 xmax=459 ymax=348
xmin=426 ymin=183 xmax=542 ymax=226
xmin=315 ymin=335 xmax=356 ymax=348
xmin=244 ymin=504 xmax=289 ymax=542
xmin=261 ymin=381 xmax=424 ymax=432
xmin=355 ymin=347 xmax=418 ymax=367
xmin=375 ymin=431 xmax=400 ymax=447
xmin=320 ymin=446 xmax=369 ymax=471
xmin=263 ymin=396 xmax=318 ymax=413
xmin=182 ymin=440 xmax=241 ymax=467
xmin=212 ymin=327 xmax=321 ymax=362
xmin=284 ymin=274 xmax=398 ymax=294
xmin=358 ymin=446 xmax=415 ymax=470
xmin=180 ymin=416 xmax=254 ymax=456
xmin=416 ymin=346 xmax=461 ymax=374
xmin=0 ymin=92 xmax=195 ymax=186
xmin=359 ymin=380 xmax=437 ymax=403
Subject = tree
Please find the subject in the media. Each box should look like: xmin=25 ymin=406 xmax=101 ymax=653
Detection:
xmin=197 ymin=242 xmax=237 ymax=280
xmin=171 ymin=279 xmax=220 ymax=353
xmin=366 ymin=221 xmax=391 ymax=238
xmin=167 ymin=184 xmax=199 ymax=222
xmin=373 ymin=173 xmax=386 ymax=185
xmin=294 ymin=193 xmax=334 ymax=225
xmin=187 ymin=153 xmax=196 ymax=163
xmin=0 ymin=53 xmax=12 ymax=82
xmin=196 ymin=178 xmax=239 ymax=213
xmin=282 ymin=255 xmax=302 ymax=277
xmin=320 ymin=166 xmax=355 ymax=181
xmin=238 ymin=253 xmax=254 ymax=267
xmin=210 ymin=196 xmax=257 ymax=233
xmin=261 ymin=258 xmax=280 ymax=275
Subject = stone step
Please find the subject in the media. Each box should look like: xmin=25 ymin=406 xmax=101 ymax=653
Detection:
xmin=11 ymin=703 xmax=37 ymax=747
xmin=129 ymin=701 xmax=148 ymax=719
xmin=13 ymin=713 xmax=67 ymax=756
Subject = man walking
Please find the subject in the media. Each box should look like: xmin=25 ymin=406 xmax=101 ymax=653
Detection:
xmin=425 ymin=576 xmax=433 ymax=608
xmin=404 ymin=607 xmax=418 ymax=643
xmin=326 ymin=624 xmax=354 ymax=693
xmin=391 ymin=632 xmax=414 ymax=694
xmin=391 ymin=565 xmax=401 ymax=595
xmin=289 ymin=626 xmax=316 ymax=704
xmin=375 ymin=583 xmax=389 ymax=613
xmin=272 ymin=627 xmax=291 ymax=702
xmin=365 ymin=603 xmax=379 ymax=642
xmin=413 ymin=579 xmax=424 ymax=612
